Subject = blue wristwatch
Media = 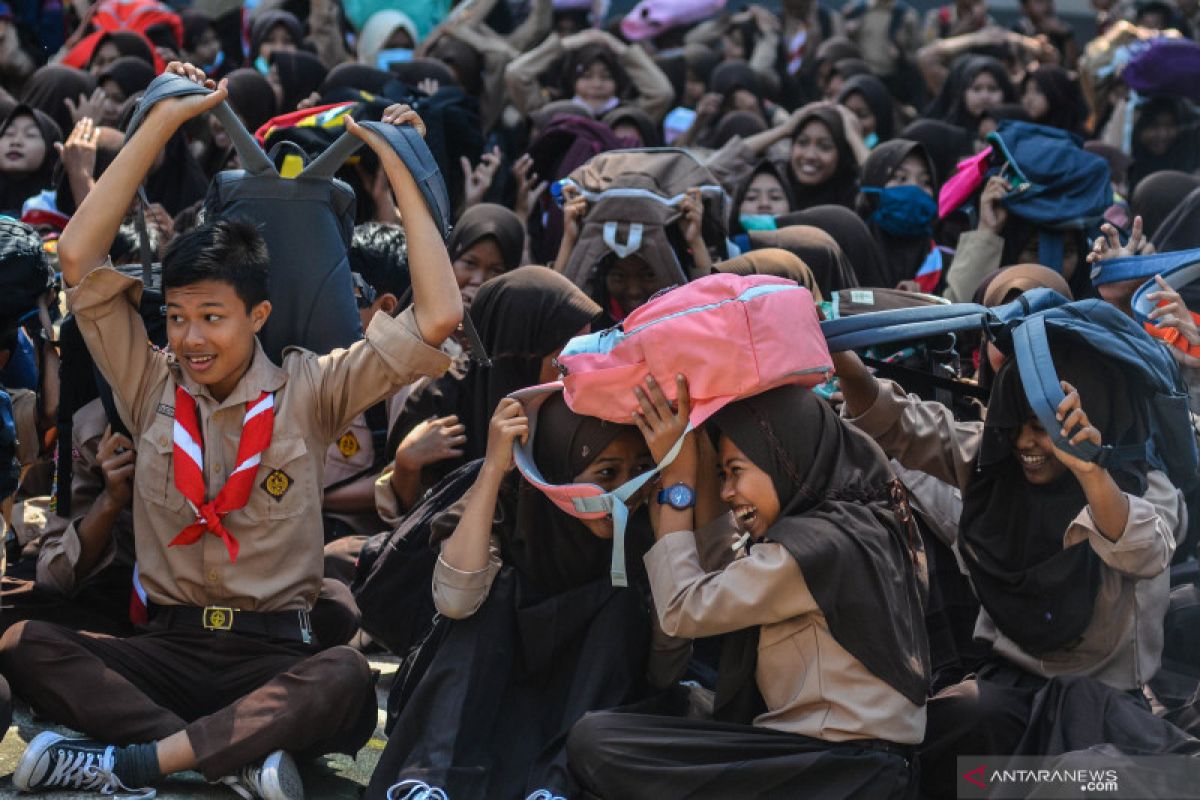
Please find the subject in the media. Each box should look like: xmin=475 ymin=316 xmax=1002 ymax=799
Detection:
xmin=657 ymin=483 xmax=696 ymax=510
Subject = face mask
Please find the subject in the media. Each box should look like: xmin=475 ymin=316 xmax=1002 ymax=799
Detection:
xmin=254 ymin=54 xmax=270 ymax=75
xmin=862 ymin=184 xmax=937 ymax=237
xmin=863 ymin=131 xmax=879 ymax=149
xmin=739 ymin=214 xmax=778 ymax=231
xmin=377 ymin=48 xmax=414 ymax=69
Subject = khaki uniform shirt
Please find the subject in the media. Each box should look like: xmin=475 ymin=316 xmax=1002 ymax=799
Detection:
xmin=848 ymin=380 xmax=1183 ymax=691
xmin=646 ymin=517 xmax=927 ymax=745
xmin=68 ymin=266 xmax=451 ymax=612
xmin=36 ymin=398 xmax=136 ymax=595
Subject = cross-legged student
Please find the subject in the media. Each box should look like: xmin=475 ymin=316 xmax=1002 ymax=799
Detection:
xmin=0 ymin=62 xmax=462 ymax=800
xmin=568 ymin=380 xmax=930 ymax=800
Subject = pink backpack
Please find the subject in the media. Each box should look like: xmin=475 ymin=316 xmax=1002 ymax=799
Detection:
xmin=514 ymin=274 xmax=831 ymax=585
xmin=558 ymin=273 xmax=831 ymax=425
xmin=938 ymin=145 xmax=992 ymax=219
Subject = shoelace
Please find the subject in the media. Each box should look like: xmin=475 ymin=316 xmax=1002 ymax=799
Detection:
xmin=46 ymin=746 xmax=156 ymax=799
xmin=387 ymin=779 xmax=450 ymax=800
xmin=219 ymin=761 xmax=265 ymax=800
xmin=525 ymin=791 xmax=567 ymax=800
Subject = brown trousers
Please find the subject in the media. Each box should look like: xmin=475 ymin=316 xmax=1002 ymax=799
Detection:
xmin=0 ymin=621 xmax=378 ymax=779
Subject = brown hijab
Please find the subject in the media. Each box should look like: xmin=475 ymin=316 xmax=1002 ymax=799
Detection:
xmin=714 ymin=248 xmax=822 ymax=301
xmin=979 ymin=264 xmax=1073 ymax=307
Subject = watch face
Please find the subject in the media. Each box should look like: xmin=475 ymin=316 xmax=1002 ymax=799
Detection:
xmin=668 ymin=484 xmax=693 ymax=508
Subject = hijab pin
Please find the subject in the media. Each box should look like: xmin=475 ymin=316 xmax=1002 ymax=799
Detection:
xmin=732 ymin=532 xmax=751 ymax=553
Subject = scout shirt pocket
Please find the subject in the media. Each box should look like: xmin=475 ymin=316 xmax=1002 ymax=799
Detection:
xmin=240 ymin=436 xmax=315 ymax=521
xmin=756 ymin=618 xmax=815 ymax=711
xmin=137 ymin=415 xmax=189 ymax=514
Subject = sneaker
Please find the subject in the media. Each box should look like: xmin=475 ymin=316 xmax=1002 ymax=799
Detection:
xmin=526 ymin=791 xmax=567 ymax=800
xmin=12 ymin=731 xmax=156 ymax=798
xmin=387 ymin=779 xmax=450 ymax=800
xmin=218 ymin=750 xmax=304 ymax=800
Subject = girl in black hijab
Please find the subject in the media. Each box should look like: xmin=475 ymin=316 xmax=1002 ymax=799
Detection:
xmin=268 ymin=50 xmax=327 ymax=113
xmin=900 ymin=119 xmax=973 ymax=191
xmin=448 ymin=203 xmax=526 ymax=315
xmin=561 ymin=44 xmax=630 ymax=117
xmin=248 ymin=10 xmax=303 ymax=73
xmin=1020 ymin=65 xmax=1088 ymax=137
xmin=835 ymin=336 xmax=1190 ymax=797
xmin=1130 ymin=97 xmax=1200 ymax=190
xmin=370 ymin=391 xmax=662 ymax=800
xmin=0 ymin=105 xmax=61 ymax=217
xmin=730 ymin=159 xmax=795 ymax=236
xmin=784 ymin=105 xmax=860 ymax=209
xmin=568 ymin=383 xmax=928 ymax=800
xmin=1131 ymin=170 xmax=1200 ymax=242
xmin=87 ymin=31 xmax=155 ymax=75
xmin=855 ymin=139 xmax=942 ymax=290
xmin=837 ymin=73 xmax=896 ymax=148
xmin=20 ymin=65 xmax=96 ymax=139
xmin=925 ymin=55 xmax=1016 ymax=136
xmin=97 ymin=57 xmax=156 ymax=119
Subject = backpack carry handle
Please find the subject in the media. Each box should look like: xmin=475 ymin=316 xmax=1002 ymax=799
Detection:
xmin=127 ymin=72 xmax=276 ymax=177
xmin=820 ymin=303 xmax=993 ymax=353
xmin=298 ymin=129 xmax=364 ymax=182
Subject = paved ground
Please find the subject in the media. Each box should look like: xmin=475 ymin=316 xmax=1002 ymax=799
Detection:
xmin=0 ymin=657 xmax=399 ymax=799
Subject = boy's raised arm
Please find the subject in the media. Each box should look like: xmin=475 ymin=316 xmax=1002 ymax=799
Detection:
xmin=346 ymin=108 xmax=464 ymax=348
xmin=57 ymin=63 xmax=228 ymax=288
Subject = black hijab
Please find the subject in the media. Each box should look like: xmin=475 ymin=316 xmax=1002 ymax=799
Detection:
xmin=223 ymin=68 xmax=278 ymax=133
xmin=1133 ymin=170 xmax=1200 ymax=241
xmin=747 ymin=224 xmax=859 ymax=298
xmin=98 ymin=57 xmax=156 ymax=100
xmin=1130 ymin=97 xmax=1200 ymax=189
xmin=1023 ymin=66 xmax=1088 ymax=137
xmin=448 ymin=203 xmax=526 ymax=272
xmin=463 ymin=267 xmax=601 ymax=460
xmin=961 ymin=345 xmax=1148 ymax=655
xmin=708 ymin=386 xmax=930 ymax=722
xmin=249 ymin=10 xmax=303 ymax=61
xmin=561 ymin=44 xmax=630 ymax=102
xmin=427 ymin=36 xmax=484 ymax=97
xmin=496 ymin=393 xmax=650 ymax=595
xmin=925 ymin=55 xmax=1016 ymax=133
xmin=786 ymin=105 xmax=859 ymax=210
xmin=837 ymin=73 xmax=895 ymax=143
xmin=899 ymin=119 xmax=973 ymax=195
xmin=777 ymin=204 xmax=886 ymax=290
xmin=20 ymin=65 xmax=96 ymax=138
xmin=89 ymin=31 xmax=156 ymax=70
xmin=320 ymin=63 xmax=392 ymax=98
xmin=706 ymin=110 xmax=767 ymax=149
xmin=730 ymin=159 xmax=795 ymax=235
xmin=0 ymin=105 xmax=62 ymax=217
xmin=602 ymin=106 xmax=663 ymax=148
xmin=856 ymin=139 xmax=939 ymax=288
xmin=271 ymin=50 xmax=327 ymax=113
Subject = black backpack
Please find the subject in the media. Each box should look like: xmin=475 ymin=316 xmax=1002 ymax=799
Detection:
xmin=0 ymin=218 xmax=55 ymax=323
xmin=126 ymin=72 xmax=454 ymax=365
xmin=352 ymin=459 xmax=482 ymax=655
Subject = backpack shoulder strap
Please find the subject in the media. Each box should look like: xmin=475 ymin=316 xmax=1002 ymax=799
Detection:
xmin=1011 ymin=314 xmax=1147 ymax=468
xmin=127 ymin=72 xmax=275 ymax=177
xmin=820 ymin=303 xmax=992 ymax=353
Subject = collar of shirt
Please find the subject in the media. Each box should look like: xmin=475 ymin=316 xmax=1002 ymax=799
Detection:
xmin=168 ymin=338 xmax=288 ymax=411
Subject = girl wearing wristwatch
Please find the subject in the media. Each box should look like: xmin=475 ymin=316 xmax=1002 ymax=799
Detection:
xmin=568 ymin=376 xmax=930 ymax=800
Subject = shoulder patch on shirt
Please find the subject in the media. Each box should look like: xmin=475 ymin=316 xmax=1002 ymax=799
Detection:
xmin=337 ymin=432 xmax=360 ymax=459
xmin=262 ymin=469 xmax=292 ymax=501
xmin=157 ymin=404 xmax=175 ymax=418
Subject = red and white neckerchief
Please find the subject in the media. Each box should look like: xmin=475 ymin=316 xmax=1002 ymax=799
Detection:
xmin=168 ymin=387 xmax=275 ymax=563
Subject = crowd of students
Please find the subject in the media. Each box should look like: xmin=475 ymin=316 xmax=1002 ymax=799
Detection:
xmin=0 ymin=0 xmax=1198 ymax=797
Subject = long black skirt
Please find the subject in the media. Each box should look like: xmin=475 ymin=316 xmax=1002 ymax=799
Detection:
xmin=565 ymin=710 xmax=917 ymax=800
xmin=366 ymin=567 xmax=654 ymax=800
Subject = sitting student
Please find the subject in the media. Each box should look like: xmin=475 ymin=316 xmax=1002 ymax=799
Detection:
xmin=0 ymin=62 xmax=461 ymax=799
xmin=854 ymin=139 xmax=942 ymax=291
xmin=835 ymin=338 xmax=1193 ymax=796
xmin=369 ymin=390 xmax=673 ymax=800
xmin=569 ymin=380 xmax=929 ymax=800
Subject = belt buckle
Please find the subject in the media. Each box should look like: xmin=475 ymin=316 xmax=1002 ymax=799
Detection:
xmin=202 ymin=606 xmax=234 ymax=631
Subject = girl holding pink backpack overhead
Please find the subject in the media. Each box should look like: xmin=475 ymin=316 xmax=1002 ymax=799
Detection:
xmin=567 ymin=379 xmax=929 ymax=800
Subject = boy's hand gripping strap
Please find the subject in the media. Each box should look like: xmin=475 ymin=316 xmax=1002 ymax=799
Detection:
xmin=1011 ymin=315 xmax=1147 ymax=468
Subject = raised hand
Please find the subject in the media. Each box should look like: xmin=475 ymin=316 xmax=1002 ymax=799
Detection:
xmin=461 ymin=145 xmax=502 ymax=208
xmin=1049 ymin=380 xmax=1102 ymax=475
xmin=1087 ymin=215 xmax=1155 ymax=266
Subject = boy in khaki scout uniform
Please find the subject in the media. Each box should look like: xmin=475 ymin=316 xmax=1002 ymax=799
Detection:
xmin=0 ymin=62 xmax=463 ymax=800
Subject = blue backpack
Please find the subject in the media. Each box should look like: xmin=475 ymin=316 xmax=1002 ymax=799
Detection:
xmin=985 ymin=121 xmax=1113 ymax=271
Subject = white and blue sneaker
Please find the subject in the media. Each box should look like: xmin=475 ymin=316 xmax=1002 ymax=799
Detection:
xmin=218 ymin=750 xmax=304 ymax=800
